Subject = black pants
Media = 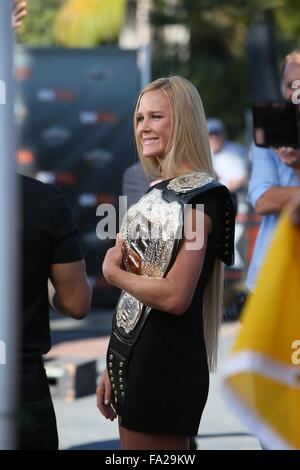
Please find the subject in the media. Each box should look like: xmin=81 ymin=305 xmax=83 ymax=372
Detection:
xmin=19 ymin=356 xmax=58 ymax=450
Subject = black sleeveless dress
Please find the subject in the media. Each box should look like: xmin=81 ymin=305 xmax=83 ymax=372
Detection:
xmin=116 ymin=188 xmax=225 ymax=436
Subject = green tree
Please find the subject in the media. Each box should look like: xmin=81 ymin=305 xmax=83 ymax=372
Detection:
xmin=54 ymin=0 xmax=126 ymax=47
xmin=275 ymin=0 xmax=300 ymax=53
xmin=151 ymin=0 xmax=297 ymax=140
xmin=17 ymin=0 xmax=63 ymax=46
xmin=17 ymin=0 xmax=126 ymax=47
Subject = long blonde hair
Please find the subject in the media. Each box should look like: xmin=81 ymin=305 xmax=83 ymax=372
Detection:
xmin=134 ymin=76 xmax=224 ymax=371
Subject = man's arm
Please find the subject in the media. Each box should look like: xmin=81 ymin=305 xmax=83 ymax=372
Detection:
xmin=249 ymin=145 xmax=300 ymax=216
xmin=255 ymin=186 xmax=300 ymax=215
xmin=255 ymin=147 xmax=300 ymax=215
xmin=290 ymin=193 xmax=300 ymax=227
xmin=49 ymin=260 xmax=92 ymax=319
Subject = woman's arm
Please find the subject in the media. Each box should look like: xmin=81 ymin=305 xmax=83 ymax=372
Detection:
xmin=102 ymin=210 xmax=212 ymax=316
xmin=96 ymin=368 xmax=117 ymax=421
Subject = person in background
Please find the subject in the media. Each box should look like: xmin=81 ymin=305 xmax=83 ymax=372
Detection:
xmin=207 ymin=117 xmax=248 ymax=195
xmin=97 ymin=76 xmax=235 ymax=450
xmin=122 ymin=161 xmax=151 ymax=208
xmin=246 ymin=49 xmax=300 ymax=293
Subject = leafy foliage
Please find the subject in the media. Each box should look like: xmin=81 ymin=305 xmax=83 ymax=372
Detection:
xmin=17 ymin=0 xmax=62 ymax=46
xmin=275 ymin=0 xmax=300 ymax=52
xmin=15 ymin=0 xmax=300 ymax=138
xmin=54 ymin=0 xmax=126 ymax=47
xmin=16 ymin=0 xmax=126 ymax=47
xmin=151 ymin=0 xmax=299 ymax=140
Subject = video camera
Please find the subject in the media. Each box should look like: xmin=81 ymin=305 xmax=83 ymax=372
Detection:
xmin=252 ymin=100 xmax=300 ymax=148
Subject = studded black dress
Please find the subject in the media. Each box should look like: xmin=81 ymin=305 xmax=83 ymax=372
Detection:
xmin=106 ymin=173 xmax=235 ymax=436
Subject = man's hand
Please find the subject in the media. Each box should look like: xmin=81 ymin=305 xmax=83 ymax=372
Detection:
xmin=290 ymin=194 xmax=300 ymax=227
xmin=275 ymin=147 xmax=300 ymax=169
xmin=12 ymin=1 xmax=27 ymax=30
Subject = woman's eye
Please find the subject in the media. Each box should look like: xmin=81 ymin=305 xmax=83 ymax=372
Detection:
xmin=152 ymin=115 xmax=162 ymax=120
xmin=137 ymin=116 xmax=143 ymax=123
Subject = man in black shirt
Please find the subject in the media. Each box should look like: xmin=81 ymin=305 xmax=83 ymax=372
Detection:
xmin=11 ymin=7 xmax=91 ymax=449
xmin=20 ymin=175 xmax=92 ymax=449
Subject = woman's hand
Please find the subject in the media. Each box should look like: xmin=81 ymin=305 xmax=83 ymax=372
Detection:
xmin=102 ymin=235 xmax=123 ymax=284
xmin=12 ymin=1 xmax=27 ymax=29
xmin=96 ymin=368 xmax=117 ymax=421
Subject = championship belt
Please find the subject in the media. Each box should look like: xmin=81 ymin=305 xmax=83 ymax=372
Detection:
xmin=106 ymin=172 xmax=234 ymax=407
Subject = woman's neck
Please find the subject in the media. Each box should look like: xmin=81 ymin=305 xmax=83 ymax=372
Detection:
xmin=161 ymin=165 xmax=195 ymax=181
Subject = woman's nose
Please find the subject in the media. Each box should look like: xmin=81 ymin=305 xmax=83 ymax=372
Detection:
xmin=140 ymin=117 xmax=151 ymax=131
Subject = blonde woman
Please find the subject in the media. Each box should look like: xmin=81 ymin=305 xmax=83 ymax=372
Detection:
xmin=97 ymin=76 xmax=235 ymax=450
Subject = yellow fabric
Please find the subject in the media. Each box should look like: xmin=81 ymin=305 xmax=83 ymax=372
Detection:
xmin=224 ymin=211 xmax=300 ymax=449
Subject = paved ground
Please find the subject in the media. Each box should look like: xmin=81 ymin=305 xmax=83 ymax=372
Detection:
xmin=47 ymin=311 xmax=260 ymax=451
